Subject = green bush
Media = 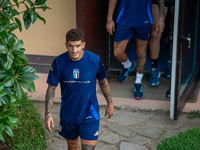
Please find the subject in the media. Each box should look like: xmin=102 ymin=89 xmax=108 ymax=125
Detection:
xmin=0 ymin=0 xmax=50 ymax=142
xmin=4 ymin=92 xmax=47 ymax=150
xmin=157 ymin=127 xmax=200 ymax=150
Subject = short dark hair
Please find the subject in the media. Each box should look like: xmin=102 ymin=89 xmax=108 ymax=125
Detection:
xmin=66 ymin=29 xmax=84 ymax=42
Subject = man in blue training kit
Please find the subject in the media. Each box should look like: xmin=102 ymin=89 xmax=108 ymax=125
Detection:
xmin=106 ymin=0 xmax=165 ymax=99
xmin=44 ymin=29 xmax=114 ymax=150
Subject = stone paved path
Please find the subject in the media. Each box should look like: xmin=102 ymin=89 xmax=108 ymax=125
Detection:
xmin=33 ymin=102 xmax=200 ymax=150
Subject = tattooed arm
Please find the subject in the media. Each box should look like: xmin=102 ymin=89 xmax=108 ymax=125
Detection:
xmin=157 ymin=0 xmax=165 ymax=35
xmin=99 ymin=78 xmax=114 ymax=119
xmin=106 ymin=0 xmax=117 ymax=35
xmin=44 ymin=84 xmax=56 ymax=132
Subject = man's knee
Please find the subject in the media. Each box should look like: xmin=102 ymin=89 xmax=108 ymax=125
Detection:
xmin=114 ymin=49 xmax=123 ymax=58
xmin=68 ymin=143 xmax=79 ymax=150
xmin=151 ymin=28 xmax=161 ymax=39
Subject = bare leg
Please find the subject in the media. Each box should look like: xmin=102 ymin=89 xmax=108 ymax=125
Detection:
xmin=81 ymin=139 xmax=97 ymax=150
xmin=149 ymin=4 xmax=168 ymax=59
xmin=136 ymin=38 xmax=149 ymax=74
xmin=114 ymin=39 xmax=129 ymax=62
xmin=67 ymin=137 xmax=80 ymax=150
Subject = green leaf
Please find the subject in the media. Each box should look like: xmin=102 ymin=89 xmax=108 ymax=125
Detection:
xmin=8 ymin=117 xmax=18 ymax=124
xmin=3 ymin=56 xmax=13 ymax=70
xmin=0 ymin=70 xmax=12 ymax=80
xmin=7 ymin=51 xmax=14 ymax=61
xmin=18 ymin=73 xmax=39 ymax=82
xmin=13 ymin=0 xmax=19 ymax=8
xmin=0 ymin=117 xmax=8 ymax=124
xmin=4 ymin=126 xmax=14 ymax=137
xmin=8 ymin=34 xmax=15 ymax=48
xmin=23 ymin=11 xmax=31 ymax=29
xmin=0 ymin=83 xmax=4 ymax=91
xmin=0 ymin=0 xmax=10 ymax=8
xmin=11 ymin=9 xmax=19 ymax=17
xmin=9 ymin=23 xmax=18 ymax=32
xmin=36 ymin=12 xmax=46 ymax=24
xmin=19 ymin=81 xmax=35 ymax=92
xmin=13 ymin=50 xmax=27 ymax=61
xmin=2 ymin=108 xmax=15 ymax=116
xmin=30 ymin=9 xmax=37 ymax=24
xmin=14 ymin=79 xmax=23 ymax=100
xmin=19 ymin=66 xmax=37 ymax=74
xmin=3 ymin=75 xmax=14 ymax=87
xmin=0 ymin=133 xmax=5 ymax=142
xmin=27 ymin=0 xmax=33 ymax=6
xmin=0 ymin=91 xmax=6 ymax=98
xmin=0 ymin=125 xmax=7 ymax=132
xmin=12 ymin=40 xmax=23 ymax=50
xmin=41 ymin=3 xmax=47 ymax=11
xmin=35 ymin=0 xmax=47 ymax=5
xmin=0 ymin=45 xmax=8 ymax=54
xmin=14 ymin=17 xmax=22 ymax=32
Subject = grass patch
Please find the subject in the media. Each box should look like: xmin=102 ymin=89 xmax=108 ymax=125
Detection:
xmin=157 ymin=127 xmax=200 ymax=150
xmin=4 ymin=93 xmax=47 ymax=150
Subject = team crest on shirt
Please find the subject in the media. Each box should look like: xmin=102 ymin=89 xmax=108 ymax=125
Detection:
xmin=73 ymin=69 xmax=79 ymax=79
xmin=59 ymin=125 xmax=62 ymax=132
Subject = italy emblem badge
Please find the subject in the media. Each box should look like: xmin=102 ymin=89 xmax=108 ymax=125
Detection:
xmin=73 ymin=69 xmax=79 ymax=79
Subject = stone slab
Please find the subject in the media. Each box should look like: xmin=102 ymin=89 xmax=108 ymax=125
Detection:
xmin=120 ymin=142 xmax=148 ymax=150
xmin=98 ymin=134 xmax=120 ymax=144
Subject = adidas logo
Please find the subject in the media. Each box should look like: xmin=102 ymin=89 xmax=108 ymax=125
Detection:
xmin=94 ymin=131 xmax=99 ymax=136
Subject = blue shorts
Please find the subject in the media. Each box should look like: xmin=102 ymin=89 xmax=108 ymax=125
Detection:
xmin=58 ymin=106 xmax=100 ymax=140
xmin=114 ymin=24 xmax=151 ymax=42
xmin=152 ymin=0 xmax=174 ymax=7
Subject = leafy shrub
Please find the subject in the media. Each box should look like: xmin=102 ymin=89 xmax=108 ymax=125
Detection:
xmin=187 ymin=110 xmax=200 ymax=119
xmin=0 ymin=0 xmax=50 ymax=142
xmin=3 ymin=92 xmax=47 ymax=150
xmin=157 ymin=127 xmax=200 ymax=150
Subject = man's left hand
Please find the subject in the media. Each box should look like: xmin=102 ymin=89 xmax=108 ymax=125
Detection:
xmin=105 ymin=104 xmax=114 ymax=119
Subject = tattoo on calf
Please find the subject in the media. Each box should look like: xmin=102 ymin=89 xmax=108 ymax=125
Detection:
xmin=81 ymin=144 xmax=96 ymax=150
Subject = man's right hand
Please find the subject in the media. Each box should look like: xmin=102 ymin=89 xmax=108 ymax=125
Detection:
xmin=44 ymin=115 xmax=54 ymax=132
xmin=106 ymin=20 xmax=115 ymax=35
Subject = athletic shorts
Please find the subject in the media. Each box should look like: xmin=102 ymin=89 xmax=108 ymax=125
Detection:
xmin=114 ymin=24 xmax=151 ymax=42
xmin=58 ymin=106 xmax=100 ymax=140
xmin=152 ymin=0 xmax=174 ymax=7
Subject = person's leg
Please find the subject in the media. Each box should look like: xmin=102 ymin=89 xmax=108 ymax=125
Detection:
xmin=81 ymin=139 xmax=97 ymax=150
xmin=149 ymin=4 xmax=168 ymax=85
xmin=114 ymin=25 xmax=136 ymax=83
xmin=67 ymin=137 xmax=81 ymax=150
xmin=133 ymin=38 xmax=148 ymax=100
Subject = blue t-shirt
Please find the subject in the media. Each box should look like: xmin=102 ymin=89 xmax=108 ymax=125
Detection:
xmin=47 ymin=50 xmax=106 ymax=124
xmin=116 ymin=0 xmax=153 ymax=27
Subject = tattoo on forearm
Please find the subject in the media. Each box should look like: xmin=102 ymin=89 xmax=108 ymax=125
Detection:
xmin=81 ymin=144 xmax=96 ymax=150
xmin=116 ymin=41 xmax=121 ymax=49
xmin=45 ymin=85 xmax=56 ymax=120
xmin=99 ymin=78 xmax=113 ymax=105
xmin=136 ymin=55 xmax=146 ymax=74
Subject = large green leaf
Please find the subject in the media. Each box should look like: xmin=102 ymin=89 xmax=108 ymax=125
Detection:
xmin=0 ymin=133 xmax=4 ymax=142
xmin=9 ymin=23 xmax=18 ymax=32
xmin=12 ymin=40 xmax=23 ymax=50
xmin=3 ymin=75 xmax=14 ymax=87
xmin=23 ymin=11 xmax=31 ymax=29
xmin=19 ymin=81 xmax=35 ymax=92
xmin=8 ymin=34 xmax=15 ymax=48
xmin=14 ymin=79 xmax=23 ymax=100
xmin=0 ymin=125 xmax=7 ymax=132
xmin=0 ymin=70 xmax=12 ymax=80
xmin=27 ymin=0 xmax=33 ymax=6
xmin=14 ymin=17 xmax=22 ymax=32
xmin=0 ymin=96 xmax=9 ymax=105
xmin=0 ymin=117 xmax=8 ymax=124
xmin=11 ymin=9 xmax=19 ymax=17
xmin=13 ymin=0 xmax=19 ymax=8
xmin=2 ymin=108 xmax=15 ymax=116
xmin=0 ymin=0 xmax=10 ymax=8
xmin=36 ymin=12 xmax=46 ymax=24
xmin=30 ymin=9 xmax=37 ymax=24
xmin=19 ymin=66 xmax=37 ymax=74
xmin=3 ymin=56 xmax=13 ymax=70
xmin=7 ymin=51 xmax=14 ymax=61
xmin=13 ymin=50 xmax=28 ymax=61
xmin=0 ymin=83 xmax=4 ymax=91
xmin=18 ymin=73 xmax=39 ymax=82
xmin=0 ymin=91 xmax=6 ymax=98
xmin=4 ymin=126 xmax=14 ymax=137
xmin=0 ymin=45 xmax=8 ymax=54
xmin=35 ymin=0 xmax=47 ymax=5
